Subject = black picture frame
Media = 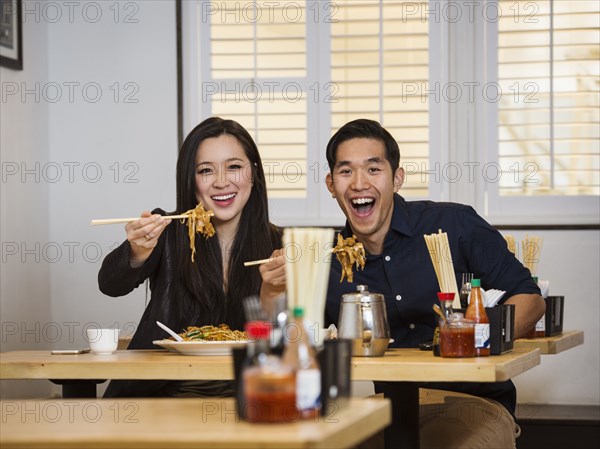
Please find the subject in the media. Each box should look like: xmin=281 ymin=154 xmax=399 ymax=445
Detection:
xmin=0 ymin=0 xmax=23 ymax=70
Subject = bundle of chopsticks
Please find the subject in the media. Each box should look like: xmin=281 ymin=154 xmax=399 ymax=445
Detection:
xmin=424 ymin=229 xmax=461 ymax=309
xmin=522 ymin=234 xmax=543 ymax=276
xmin=283 ymin=227 xmax=335 ymax=332
xmin=504 ymin=234 xmax=543 ymax=276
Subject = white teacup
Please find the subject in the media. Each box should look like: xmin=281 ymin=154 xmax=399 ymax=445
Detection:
xmin=86 ymin=328 xmax=120 ymax=354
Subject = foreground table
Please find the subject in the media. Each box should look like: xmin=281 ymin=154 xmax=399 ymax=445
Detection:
xmin=1 ymin=347 xmax=541 ymax=449
xmin=514 ymin=330 xmax=584 ymax=354
xmin=0 ymin=397 xmax=390 ymax=449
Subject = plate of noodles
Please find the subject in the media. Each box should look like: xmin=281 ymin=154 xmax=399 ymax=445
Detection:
xmin=153 ymin=324 xmax=248 ymax=356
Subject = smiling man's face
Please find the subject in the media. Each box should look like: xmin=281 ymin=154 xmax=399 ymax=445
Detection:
xmin=326 ymin=138 xmax=404 ymax=254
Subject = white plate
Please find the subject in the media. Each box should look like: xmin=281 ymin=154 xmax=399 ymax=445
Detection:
xmin=152 ymin=339 xmax=247 ymax=356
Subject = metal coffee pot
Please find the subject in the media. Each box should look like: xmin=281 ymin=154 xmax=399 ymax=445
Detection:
xmin=338 ymin=285 xmax=391 ymax=356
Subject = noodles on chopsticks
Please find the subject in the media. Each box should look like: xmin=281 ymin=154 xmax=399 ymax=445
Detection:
xmin=332 ymin=234 xmax=366 ymax=283
xmin=91 ymin=202 xmax=215 ymax=263
xmin=182 ymin=202 xmax=215 ymax=263
xmin=424 ymin=229 xmax=461 ymax=309
xmin=245 ymin=233 xmax=365 ymax=283
xmin=522 ymin=234 xmax=543 ymax=276
xmin=283 ymin=227 xmax=335 ymax=333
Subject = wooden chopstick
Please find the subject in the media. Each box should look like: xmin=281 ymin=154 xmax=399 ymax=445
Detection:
xmin=90 ymin=214 xmax=190 ymax=225
xmin=243 ymin=258 xmax=274 ymax=267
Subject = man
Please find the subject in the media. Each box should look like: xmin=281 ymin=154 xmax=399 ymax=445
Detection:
xmin=323 ymin=119 xmax=545 ymax=449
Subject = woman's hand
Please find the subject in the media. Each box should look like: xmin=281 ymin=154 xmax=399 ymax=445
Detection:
xmin=126 ymin=212 xmax=171 ymax=266
xmin=259 ymin=249 xmax=286 ymax=307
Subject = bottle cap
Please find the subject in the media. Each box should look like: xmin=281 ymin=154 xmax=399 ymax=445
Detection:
xmin=245 ymin=321 xmax=271 ymax=339
xmin=292 ymin=306 xmax=304 ymax=318
xmin=437 ymin=292 xmax=455 ymax=302
xmin=471 ymin=278 xmax=481 ymax=287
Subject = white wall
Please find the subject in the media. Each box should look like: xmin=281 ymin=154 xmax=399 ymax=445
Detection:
xmin=45 ymin=0 xmax=177 ymax=343
xmin=1 ymin=1 xmax=598 ymax=406
xmin=1 ymin=0 xmax=177 ymax=398
xmin=507 ymin=230 xmax=600 ymax=405
xmin=0 ymin=1 xmax=52 ymax=398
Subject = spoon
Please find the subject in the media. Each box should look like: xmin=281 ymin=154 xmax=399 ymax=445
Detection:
xmin=432 ymin=304 xmax=447 ymax=322
xmin=156 ymin=321 xmax=183 ymax=341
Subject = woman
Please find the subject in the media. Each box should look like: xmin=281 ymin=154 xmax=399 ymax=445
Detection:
xmin=99 ymin=117 xmax=282 ymax=397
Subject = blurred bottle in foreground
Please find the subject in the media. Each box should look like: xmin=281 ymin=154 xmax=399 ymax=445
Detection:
xmin=243 ymin=321 xmax=296 ymax=423
xmin=283 ymin=306 xmax=321 ymax=419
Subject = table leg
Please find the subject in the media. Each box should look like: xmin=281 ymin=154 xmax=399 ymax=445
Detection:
xmin=375 ymin=381 xmax=420 ymax=449
xmin=50 ymin=380 xmax=104 ymax=398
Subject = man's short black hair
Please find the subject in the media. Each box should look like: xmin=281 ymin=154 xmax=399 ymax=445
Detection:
xmin=326 ymin=119 xmax=400 ymax=173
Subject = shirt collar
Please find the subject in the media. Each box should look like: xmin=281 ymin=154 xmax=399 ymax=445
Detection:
xmin=340 ymin=193 xmax=413 ymax=239
xmin=390 ymin=194 xmax=413 ymax=237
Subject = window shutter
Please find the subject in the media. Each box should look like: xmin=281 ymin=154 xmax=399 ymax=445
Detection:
xmin=498 ymin=0 xmax=599 ymax=196
xmin=208 ymin=1 xmax=309 ymax=198
xmin=331 ymin=1 xmax=430 ymax=197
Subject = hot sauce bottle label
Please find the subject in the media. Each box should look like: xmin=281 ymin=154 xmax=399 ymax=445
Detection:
xmin=535 ymin=315 xmax=546 ymax=332
xmin=474 ymin=323 xmax=490 ymax=349
xmin=297 ymin=369 xmax=321 ymax=412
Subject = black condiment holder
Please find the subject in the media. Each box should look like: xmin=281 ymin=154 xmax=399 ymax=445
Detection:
xmin=458 ymin=303 xmax=515 ymax=355
xmin=544 ymin=296 xmax=564 ymax=336
xmin=317 ymin=339 xmax=352 ymax=416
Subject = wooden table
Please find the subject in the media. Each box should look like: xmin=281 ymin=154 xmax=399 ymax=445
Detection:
xmin=0 ymin=347 xmax=541 ymax=449
xmin=514 ymin=330 xmax=584 ymax=354
xmin=0 ymin=397 xmax=391 ymax=449
xmin=0 ymin=346 xmax=540 ymax=382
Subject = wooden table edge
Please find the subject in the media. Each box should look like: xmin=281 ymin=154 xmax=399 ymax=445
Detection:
xmin=1 ymin=347 xmax=542 ymax=382
xmin=514 ymin=330 xmax=584 ymax=354
xmin=0 ymin=398 xmax=391 ymax=449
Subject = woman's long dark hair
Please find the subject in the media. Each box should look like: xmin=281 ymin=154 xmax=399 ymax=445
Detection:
xmin=173 ymin=117 xmax=280 ymax=330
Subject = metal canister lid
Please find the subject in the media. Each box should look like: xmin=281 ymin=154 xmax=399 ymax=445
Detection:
xmin=341 ymin=285 xmax=384 ymax=303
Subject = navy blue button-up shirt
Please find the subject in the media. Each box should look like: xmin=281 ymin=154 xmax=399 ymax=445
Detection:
xmin=325 ymin=194 xmax=540 ymax=414
xmin=326 ymin=194 xmax=539 ymax=345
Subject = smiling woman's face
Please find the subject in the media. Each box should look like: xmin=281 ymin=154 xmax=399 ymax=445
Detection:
xmin=194 ymin=134 xmax=253 ymax=228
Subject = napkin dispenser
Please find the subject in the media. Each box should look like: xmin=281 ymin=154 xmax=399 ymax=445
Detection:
xmin=458 ymin=304 xmax=515 ymax=355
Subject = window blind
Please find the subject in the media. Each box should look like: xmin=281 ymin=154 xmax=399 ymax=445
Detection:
xmin=207 ymin=1 xmax=308 ymax=198
xmin=206 ymin=0 xmax=430 ymax=199
xmin=498 ymin=0 xmax=599 ymax=196
xmin=331 ymin=1 xmax=430 ymax=197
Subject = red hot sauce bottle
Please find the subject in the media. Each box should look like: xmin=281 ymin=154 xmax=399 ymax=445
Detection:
xmin=465 ymin=278 xmax=490 ymax=357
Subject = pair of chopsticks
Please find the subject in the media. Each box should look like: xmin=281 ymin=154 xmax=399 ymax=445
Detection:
xmin=243 ymin=258 xmax=274 ymax=267
xmin=90 ymin=215 xmax=189 ymax=225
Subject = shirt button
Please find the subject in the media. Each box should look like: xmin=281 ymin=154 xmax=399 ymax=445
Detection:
xmin=385 ymin=256 xmax=391 ymax=262
xmin=396 ymin=295 xmax=402 ymax=301
xmin=409 ymin=323 xmax=415 ymax=329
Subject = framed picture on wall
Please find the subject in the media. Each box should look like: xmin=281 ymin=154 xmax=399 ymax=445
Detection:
xmin=0 ymin=0 xmax=22 ymax=70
